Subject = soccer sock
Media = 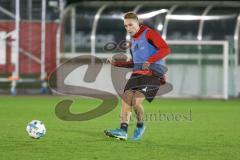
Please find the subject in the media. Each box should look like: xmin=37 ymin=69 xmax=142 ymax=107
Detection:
xmin=136 ymin=122 xmax=144 ymax=128
xmin=120 ymin=123 xmax=128 ymax=132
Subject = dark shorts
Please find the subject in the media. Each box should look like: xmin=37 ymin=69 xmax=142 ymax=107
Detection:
xmin=124 ymin=73 xmax=162 ymax=102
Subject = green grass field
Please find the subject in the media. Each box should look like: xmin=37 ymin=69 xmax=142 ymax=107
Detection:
xmin=0 ymin=96 xmax=239 ymax=160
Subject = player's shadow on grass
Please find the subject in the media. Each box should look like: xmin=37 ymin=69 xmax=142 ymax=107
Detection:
xmin=78 ymin=129 xmax=100 ymax=139
xmin=76 ymin=129 xmax=130 ymax=142
xmin=58 ymin=128 xmax=108 ymax=141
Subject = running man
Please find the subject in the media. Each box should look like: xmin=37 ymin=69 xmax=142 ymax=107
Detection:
xmin=104 ymin=12 xmax=171 ymax=140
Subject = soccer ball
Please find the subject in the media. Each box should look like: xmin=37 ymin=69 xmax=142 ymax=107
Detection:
xmin=26 ymin=120 xmax=46 ymax=139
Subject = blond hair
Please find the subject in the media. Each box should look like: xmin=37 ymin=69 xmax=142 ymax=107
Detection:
xmin=123 ymin=12 xmax=138 ymax=21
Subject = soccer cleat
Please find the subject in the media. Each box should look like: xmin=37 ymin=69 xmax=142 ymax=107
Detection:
xmin=104 ymin=128 xmax=128 ymax=140
xmin=131 ymin=126 xmax=146 ymax=141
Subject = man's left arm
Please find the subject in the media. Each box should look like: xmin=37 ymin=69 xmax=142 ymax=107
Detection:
xmin=142 ymin=29 xmax=171 ymax=69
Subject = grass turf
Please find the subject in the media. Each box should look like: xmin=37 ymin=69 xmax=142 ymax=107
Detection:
xmin=0 ymin=96 xmax=239 ymax=160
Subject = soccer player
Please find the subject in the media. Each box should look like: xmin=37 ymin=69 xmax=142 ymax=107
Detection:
xmin=104 ymin=12 xmax=171 ymax=140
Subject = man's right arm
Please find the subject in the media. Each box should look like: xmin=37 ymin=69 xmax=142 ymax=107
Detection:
xmin=112 ymin=60 xmax=134 ymax=68
xmin=106 ymin=50 xmax=134 ymax=68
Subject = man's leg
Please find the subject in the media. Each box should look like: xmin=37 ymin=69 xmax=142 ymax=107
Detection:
xmin=131 ymin=91 xmax=146 ymax=140
xmin=104 ymin=90 xmax=134 ymax=140
xmin=132 ymin=91 xmax=145 ymax=126
xmin=120 ymin=90 xmax=134 ymax=132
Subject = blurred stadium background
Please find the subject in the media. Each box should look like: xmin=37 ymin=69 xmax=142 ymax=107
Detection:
xmin=0 ymin=0 xmax=240 ymax=99
xmin=0 ymin=1 xmax=240 ymax=160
